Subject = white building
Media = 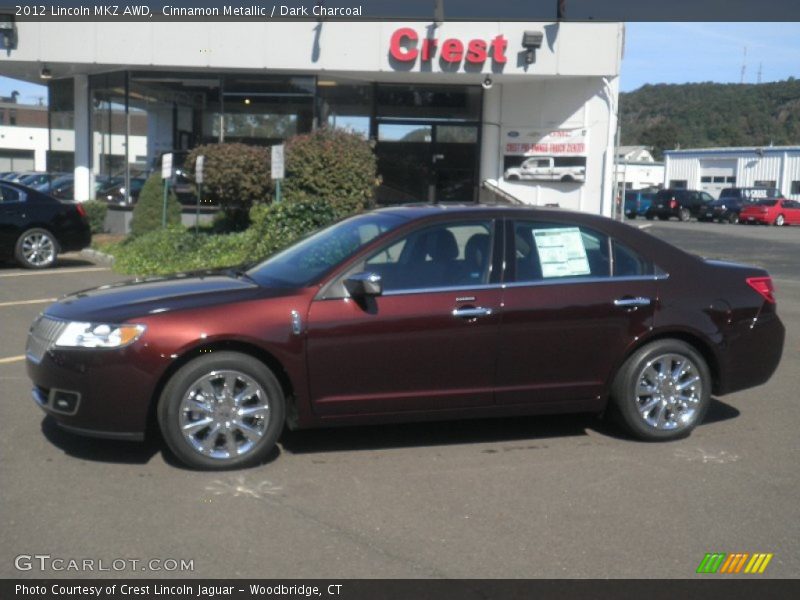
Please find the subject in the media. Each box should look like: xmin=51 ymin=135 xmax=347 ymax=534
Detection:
xmin=0 ymin=20 xmax=624 ymax=214
xmin=664 ymin=146 xmax=800 ymax=200
xmin=615 ymin=145 xmax=664 ymax=193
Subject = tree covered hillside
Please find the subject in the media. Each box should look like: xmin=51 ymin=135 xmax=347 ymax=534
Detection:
xmin=619 ymin=79 xmax=800 ymax=160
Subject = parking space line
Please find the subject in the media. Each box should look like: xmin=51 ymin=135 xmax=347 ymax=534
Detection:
xmin=0 ymin=298 xmax=57 ymax=308
xmin=0 ymin=266 xmax=109 ymax=278
xmin=0 ymin=355 xmax=25 ymax=364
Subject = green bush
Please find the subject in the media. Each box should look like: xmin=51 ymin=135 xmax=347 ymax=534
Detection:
xmin=82 ymin=200 xmax=108 ymax=234
xmin=283 ymin=128 xmax=379 ymax=214
xmin=247 ymin=198 xmax=340 ymax=259
xmin=113 ymin=227 xmax=253 ymax=276
xmin=185 ymin=143 xmax=272 ymax=219
xmin=130 ymin=173 xmax=182 ymax=237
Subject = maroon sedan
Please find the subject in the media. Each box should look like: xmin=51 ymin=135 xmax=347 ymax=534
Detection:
xmin=26 ymin=205 xmax=784 ymax=469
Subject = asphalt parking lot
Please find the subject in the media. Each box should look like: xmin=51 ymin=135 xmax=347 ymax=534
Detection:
xmin=1 ymin=220 xmax=798 ymax=579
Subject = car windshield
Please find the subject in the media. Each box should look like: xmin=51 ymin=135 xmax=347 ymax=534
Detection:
xmin=756 ymin=200 xmax=778 ymax=207
xmin=246 ymin=212 xmax=408 ymax=288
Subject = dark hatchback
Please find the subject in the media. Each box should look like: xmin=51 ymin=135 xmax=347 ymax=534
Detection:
xmin=700 ymin=187 xmax=783 ymax=224
xmin=26 ymin=205 xmax=784 ymax=469
xmin=646 ymin=189 xmax=715 ymax=221
xmin=1 ymin=181 xmax=91 ymax=268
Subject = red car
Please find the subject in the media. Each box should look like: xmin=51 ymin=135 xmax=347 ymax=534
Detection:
xmin=26 ymin=205 xmax=784 ymax=470
xmin=740 ymin=198 xmax=800 ymax=226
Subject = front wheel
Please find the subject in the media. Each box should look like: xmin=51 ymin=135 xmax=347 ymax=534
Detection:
xmin=158 ymin=352 xmax=285 ymax=470
xmin=774 ymin=214 xmax=785 ymax=226
xmin=610 ymin=340 xmax=711 ymax=441
xmin=15 ymin=228 xmax=58 ymax=269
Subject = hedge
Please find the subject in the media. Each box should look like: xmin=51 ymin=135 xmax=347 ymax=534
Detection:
xmin=130 ymin=173 xmax=182 ymax=237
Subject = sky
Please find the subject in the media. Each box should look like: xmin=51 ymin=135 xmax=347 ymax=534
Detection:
xmin=1 ymin=22 xmax=800 ymax=101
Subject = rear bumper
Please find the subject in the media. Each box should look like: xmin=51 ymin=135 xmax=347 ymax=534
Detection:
xmin=741 ymin=214 xmax=770 ymax=224
xmin=717 ymin=312 xmax=785 ymax=395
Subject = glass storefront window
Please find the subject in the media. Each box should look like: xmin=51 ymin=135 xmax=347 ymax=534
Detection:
xmin=316 ymin=78 xmax=372 ymax=138
xmin=47 ymin=78 xmax=75 ymax=173
xmin=376 ymin=84 xmax=481 ymax=121
xmin=222 ymin=75 xmax=314 ymax=143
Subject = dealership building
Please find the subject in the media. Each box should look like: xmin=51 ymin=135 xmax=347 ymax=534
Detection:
xmin=0 ymin=19 xmax=623 ymax=215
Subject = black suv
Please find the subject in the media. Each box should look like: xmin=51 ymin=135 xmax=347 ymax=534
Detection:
xmin=645 ymin=189 xmax=715 ymax=222
xmin=700 ymin=187 xmax=782 ymax=224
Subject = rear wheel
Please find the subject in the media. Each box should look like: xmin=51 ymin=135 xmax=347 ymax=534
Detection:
xmin=14 ymin=228 xmax=58 ymax=269
xmin=610 ymin=340 xmax=710 ymax=441
xmin=678 ymin=207 xmax=691 ymax=222
xmin=774 ymin=214 xmax=785 ymax=226
xmin=727 ymin=212 xmax=739 ymax=224
xmin=560 ymin=175 xmax=575 ymax=183
xmin=158 ymin=352 xmax=285 ymax=470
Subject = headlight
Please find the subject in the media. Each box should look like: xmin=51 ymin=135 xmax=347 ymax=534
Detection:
xmin=55 ymin=322 xmax=146 ymax=349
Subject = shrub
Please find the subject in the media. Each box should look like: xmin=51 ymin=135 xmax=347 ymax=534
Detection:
xmin=283 ymin=128 xmax=379 ymax=214
xmin=130 ymin=173 xmax=182 ymax=237
xmin=82 ymin=200 xmax=108 ymax=234
xmin=247 ymin=198 xmax=340 ymax=259
xmin=185 ymin=143 xmax=272 ymax=219
xmin=113 ymin=227 xmax=253 ymax=276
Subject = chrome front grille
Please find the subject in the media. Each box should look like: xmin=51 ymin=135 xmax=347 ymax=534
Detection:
xmin=26 ymin=316 xmax=67 ymax=363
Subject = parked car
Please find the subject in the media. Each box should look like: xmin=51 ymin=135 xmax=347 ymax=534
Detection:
xmin=36 ymin=175 xmax=111 ymax=201
xmin=740 ymin=198 xmax=800 ymax=226
xmin=504 ymin=157 xmax=586 ymax=183
xmin=624 ymin=190 xmax=656 ymax=219
xmin=645 ymin=189 xmax=715 ymax=221
xmin=25 ymin=205 xmax=785 ymax=469
xmin=97 ymin=177 xmax=146 ymax=205
xmin=700 ymin=187 xmax=782 ymax=224
xmin=17 ymin=172 xmax=65 ymax=189
xmin=0 ymin=180 xmax=91 ymax=268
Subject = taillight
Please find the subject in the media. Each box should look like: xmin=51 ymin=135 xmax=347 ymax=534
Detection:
xmin=669 ymin=198 xmax=678 ymax=209
xmin=746 ymin=276 xmax=776 ymax=304
xmin=75 ymin=203 xmax=87 ymax=218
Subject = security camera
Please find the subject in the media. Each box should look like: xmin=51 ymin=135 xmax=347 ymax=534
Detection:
xmin=482 ymin=76 xmax=493 ymax=90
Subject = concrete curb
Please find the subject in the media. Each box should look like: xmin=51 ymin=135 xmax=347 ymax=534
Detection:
xmin=80 ymin=248 xmax=115 ymax=267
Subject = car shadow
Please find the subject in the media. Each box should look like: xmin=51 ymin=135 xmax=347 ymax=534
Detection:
xmin=0 ymin=256 xmax=97 ymax=270
xmin=279 ymin=413 xmax=596 ymax=455
xmin=703 ymin=398 xmax=741 ymax=425
xmin=41 ymin=417 xmax=161 ymax=465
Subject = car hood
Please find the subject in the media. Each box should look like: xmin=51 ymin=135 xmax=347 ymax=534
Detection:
xmin=44 ymin=271 xmax=293 ymax=323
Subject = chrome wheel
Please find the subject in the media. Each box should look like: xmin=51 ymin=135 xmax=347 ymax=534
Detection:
xmin=633 ymin=353 xmax=702 ymax=432
xmin=178 ymin=370 xmax=270 ymax=460
xmin=21 ymin=231 xmax=55 ymax=267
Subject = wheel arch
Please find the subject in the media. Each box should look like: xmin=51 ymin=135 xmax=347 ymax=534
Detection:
xmin=607 ymin=329 xmax=722 ymax=403
xmin=145 ymin=339 xmax=296 ymax=437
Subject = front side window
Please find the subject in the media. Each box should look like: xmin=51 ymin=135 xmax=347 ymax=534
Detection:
xmin=246 ymin=213 xmax=407 ymax=287
xmin=363 ymin=220 xmax=494 ymax=292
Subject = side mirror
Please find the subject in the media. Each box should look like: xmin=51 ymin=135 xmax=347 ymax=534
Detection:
xmin=344 ymin=272 xmax=383 ymax=298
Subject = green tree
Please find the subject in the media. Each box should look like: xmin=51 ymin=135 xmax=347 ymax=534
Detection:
xmin=130 ymin=173 xmax=182 ymax=237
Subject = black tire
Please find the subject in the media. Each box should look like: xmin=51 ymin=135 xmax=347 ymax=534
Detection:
xmin=158 ymin=351 xmax=285 ymax=470
xmin=609 ymin=339 xmax=711 ymax=441
xmin=678 ymin=208 xmax=691 ymax=222
xmin=727 ymin=212 xmax=739 ymax=224
xmin=560 ymin=175 xmax=575 ymax=183
xmin=506 ymin=175 xmax=520 ymax=181
xmin=14 ymin=228 xmax=58 ymax=269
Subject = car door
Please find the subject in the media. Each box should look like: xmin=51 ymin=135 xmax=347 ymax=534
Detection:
xmin=785 ymin=200 xmax=800 ymax=224
xmin=494 ymin=218 xmax=659 ymax=407
xmin=305 ymin=217 xmax=504 ymax=417
xmin=0 ymin=184 xmax=27 ymax=258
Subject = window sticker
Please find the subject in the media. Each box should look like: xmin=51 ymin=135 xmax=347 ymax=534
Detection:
xmin=532 ymin=227 xmax=591 ymax=278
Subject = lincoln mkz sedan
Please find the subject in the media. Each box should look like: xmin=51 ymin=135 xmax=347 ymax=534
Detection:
xmin=26 ymin=205 xmax=784 ymax=469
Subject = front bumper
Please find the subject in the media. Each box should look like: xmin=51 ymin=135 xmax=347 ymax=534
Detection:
xmin=27 ymin=344 xmax=162 ymax=440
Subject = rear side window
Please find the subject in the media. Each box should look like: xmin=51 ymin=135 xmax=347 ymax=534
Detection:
xmin=612 ymin=241 xmax=655 ymax=277
xmin=513 ymin=221 xmax=610 ymax=282
xmin=0 ymin=184 xmax=24 ymax=203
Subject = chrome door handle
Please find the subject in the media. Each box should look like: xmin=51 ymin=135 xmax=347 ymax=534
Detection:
xmin=452 ymin=307 xmax=493 ymax=318
xmin=613 ymin=297 xmax=651 ymax=308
